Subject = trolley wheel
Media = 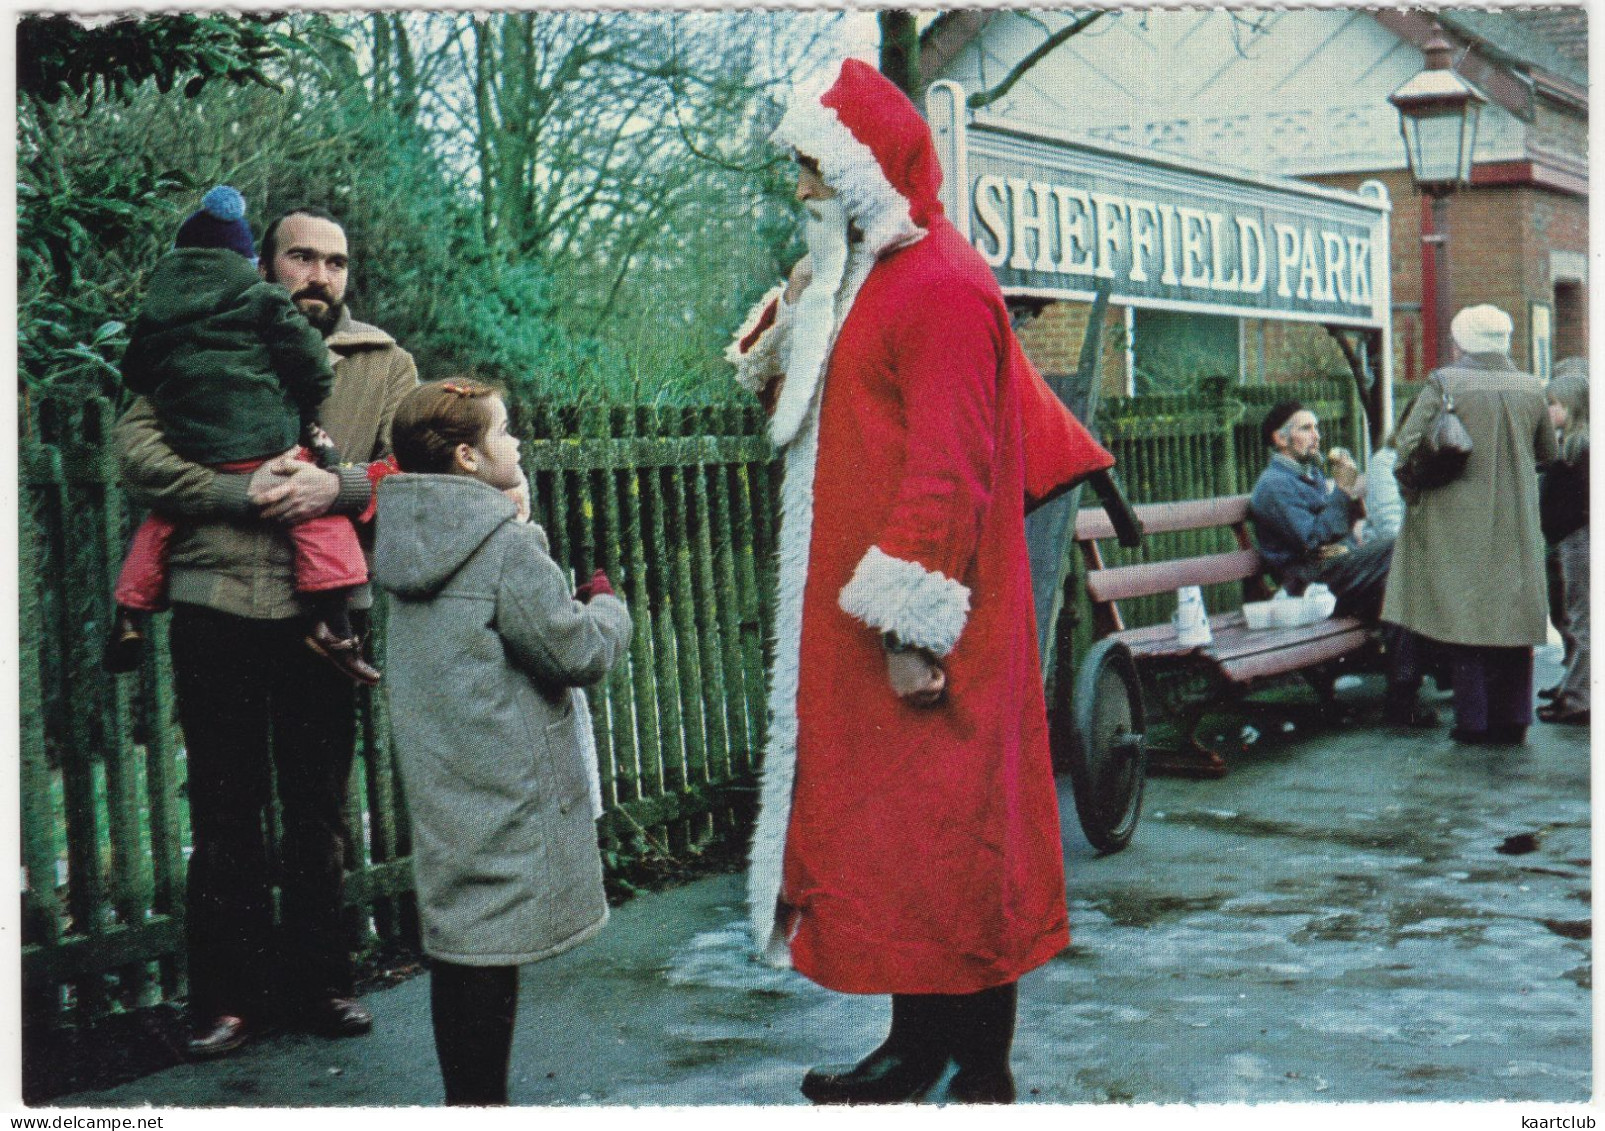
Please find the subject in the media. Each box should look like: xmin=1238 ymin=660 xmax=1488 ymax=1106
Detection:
xmin=1059 ymin=638 xmax=1148 ymax=853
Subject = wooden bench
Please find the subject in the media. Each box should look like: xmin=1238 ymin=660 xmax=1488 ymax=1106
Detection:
xmin=1072 ymin=493 xmax=1376 ymax=778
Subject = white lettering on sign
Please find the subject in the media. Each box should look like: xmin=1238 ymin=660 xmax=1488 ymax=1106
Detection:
xmin=1347 ymin=235 xmax=1372 ymax=305
xmin=1237 ymin=217 xmax=1267 ymax=294
xmin=1297 ymin=228 xmax=1324 ymax=301
xmin=1273 ymin=223 xmax=1300 ymax=299
xmin=1127 ymin=199 xmax=1159 ymax=283
xmin=1051 ymin=186 xmax=1096 ymax=275
xmin=1208 ymin=212 xmax=1240 ymax=293
xmin=1091 ymin=193 xmax=1125 ymax=280
xmin=1322 ymin=231 xmax=1348 ymax=303
xmin=972 ymin=176 xmax=1371 ymax=310
xmin=1177 ymin=206 xmax=1210 ymax=289
xmin=1007 ymin=177 xmax=1056 ymax=272
xmin=973 ymin=175 xmax=1009 ymax=268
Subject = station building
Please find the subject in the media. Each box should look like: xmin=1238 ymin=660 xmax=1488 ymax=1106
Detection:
xmin=920 ymin=8 xmax=1588 ymax=397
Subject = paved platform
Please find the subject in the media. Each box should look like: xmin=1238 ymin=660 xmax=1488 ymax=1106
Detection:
xmin=51 ymin=651 xmax=1591 ymax=1112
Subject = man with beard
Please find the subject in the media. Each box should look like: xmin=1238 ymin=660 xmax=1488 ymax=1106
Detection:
xmin=1249 ymin=402 xmax=1443 ymax=730
xmin=1248 ymin=401 xmax=1391 ymax=621
xmin=113 ymin=206 xmax=417 ymax=1057
xmin=726 ymin=60 xmax=1114 ymax=1104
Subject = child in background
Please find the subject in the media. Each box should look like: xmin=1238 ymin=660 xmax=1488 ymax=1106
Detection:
xmin=373 ymin=379 xmax=631 ymax=1105
xmin=1539 ymin=362 xmax=1589 ymax=725
xmin=104 ymin=186 xmax=377 ymax=684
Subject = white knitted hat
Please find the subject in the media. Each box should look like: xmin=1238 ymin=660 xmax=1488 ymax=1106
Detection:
xmin=1451 ymin=304 xmax=1513 ymax=354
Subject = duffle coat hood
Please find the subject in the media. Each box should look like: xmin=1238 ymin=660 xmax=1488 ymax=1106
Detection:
xmin=729 ymin=59 xmax=1113 ymax=994
xmin=374 ymin=473 xmax=632 ymax=966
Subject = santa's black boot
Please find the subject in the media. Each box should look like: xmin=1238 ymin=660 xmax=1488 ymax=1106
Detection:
xmin=945 ymin=981 xmax=1018 ymax=1104
xmin=801 ymin=994 xmax=949 ymax=1104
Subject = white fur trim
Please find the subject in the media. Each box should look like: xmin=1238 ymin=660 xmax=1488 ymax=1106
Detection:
xmin=767 ymin=221 xmax=848 ymax=449
xmin=772 ymin=89 xmax=924 ymax=260
xmin=725 ymin=283 xmax=789 ymax=396
xmin=574 ymin=688 xmax=604 ymax=820
xmin=746 ymin=247 xmax=878 ymax=963
xmin=745 ymin=372 xmax=819 ymax=967
xmin=838 ymin=546 xmax=971 ymax=658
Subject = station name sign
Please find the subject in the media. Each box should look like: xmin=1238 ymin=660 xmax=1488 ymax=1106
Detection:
xmin=972 ymin=176 xmax=1374 ymax=309
xmin=926 ymin=83 xmax=1391 ymax=329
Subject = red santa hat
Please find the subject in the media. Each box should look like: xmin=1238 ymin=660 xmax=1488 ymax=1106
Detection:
xmin=771 ymin=58 xmax=942 ymax=258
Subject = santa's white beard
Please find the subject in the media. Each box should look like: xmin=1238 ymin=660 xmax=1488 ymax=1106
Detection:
xmin=769 ymin=198 xmax=849 ymax=448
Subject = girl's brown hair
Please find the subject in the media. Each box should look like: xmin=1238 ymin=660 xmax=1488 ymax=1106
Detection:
xmin=390 ymin=379 xmax=502 ymax=474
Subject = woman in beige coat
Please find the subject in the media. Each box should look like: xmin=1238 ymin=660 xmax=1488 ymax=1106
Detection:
xmin=374 ymin=380 xmax=631 ymax=1105
xmin=1381 ymin=305 xmax=1558 ymax=744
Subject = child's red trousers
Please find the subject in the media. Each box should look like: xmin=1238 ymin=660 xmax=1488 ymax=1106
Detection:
xmin=114 ymin=449 xmax=367 ymax=611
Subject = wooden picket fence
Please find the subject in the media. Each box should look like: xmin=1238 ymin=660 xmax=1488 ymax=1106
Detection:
xmin=18 ymin=377 xmax=1359 ymax=1031
xmin=18 ymin=394 xmax=779 ymax=1030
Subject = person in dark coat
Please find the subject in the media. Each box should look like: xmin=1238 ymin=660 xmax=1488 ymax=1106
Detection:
xmin=1538 ymin=361 xmax=1588 ymax=725
xmin=106 ymin=186 xmax=375 ymax=683
xmin=113 ymin=205 xmax=420 ymax=1057
xmin=1248 ymin=402 xmax=1437 ymax=726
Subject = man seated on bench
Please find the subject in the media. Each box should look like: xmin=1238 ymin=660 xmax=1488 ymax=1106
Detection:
xmin=1249 ymin=402 xmax=1437 ymax=727
xmin=1248 ymin=401 xmax=1392 ymax=621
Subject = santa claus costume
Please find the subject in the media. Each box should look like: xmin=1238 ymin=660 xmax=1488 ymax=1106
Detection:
xmin=727 ymin=59 xmax=1114 ymax=1103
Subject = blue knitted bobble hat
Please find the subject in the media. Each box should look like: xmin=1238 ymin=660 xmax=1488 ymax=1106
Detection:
xmin=175 ymin=185 xmax=257 ymax=264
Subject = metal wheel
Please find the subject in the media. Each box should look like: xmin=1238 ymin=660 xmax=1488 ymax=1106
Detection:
xmin=1058 ymin=638 xmax=1148 ymax=853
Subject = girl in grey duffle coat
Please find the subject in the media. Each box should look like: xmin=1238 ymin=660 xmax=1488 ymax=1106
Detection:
xmin=373 ymin=379 xmax=631 ymax=1105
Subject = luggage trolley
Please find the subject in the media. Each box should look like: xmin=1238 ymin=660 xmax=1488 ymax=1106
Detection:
xmin=1021 ymin=287 xmax=1150 ymax=854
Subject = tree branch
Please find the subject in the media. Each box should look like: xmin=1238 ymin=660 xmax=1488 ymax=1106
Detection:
xmin=967 ymin=11 xmax=1107 ymax=109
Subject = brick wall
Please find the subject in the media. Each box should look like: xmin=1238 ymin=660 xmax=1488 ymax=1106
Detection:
xmin=1014 ymin=300 xmax=1128 ymax=396
xmin=1317 ymin=170 xmax=1588 ymax=377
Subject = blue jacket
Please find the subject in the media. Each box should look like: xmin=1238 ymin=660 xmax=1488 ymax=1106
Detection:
xmin=1249 ymin=454 xmax=1358 ymax=582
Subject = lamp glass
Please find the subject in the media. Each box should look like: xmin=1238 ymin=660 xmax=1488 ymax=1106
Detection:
xmin=1406 ymin=110 xmax=1465 ymax=185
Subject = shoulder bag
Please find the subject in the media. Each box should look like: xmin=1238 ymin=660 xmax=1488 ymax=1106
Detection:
xmin=1397 ymin=372 xmax=1473 ymax=493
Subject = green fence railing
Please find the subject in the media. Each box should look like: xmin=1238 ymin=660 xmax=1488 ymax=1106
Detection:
xmin=19 ymin=377 xmax=1359 ymax=1030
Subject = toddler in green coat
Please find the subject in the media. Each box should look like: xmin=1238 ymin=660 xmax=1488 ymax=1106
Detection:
xmin=105 ymin=186 xmax=377 ymax=684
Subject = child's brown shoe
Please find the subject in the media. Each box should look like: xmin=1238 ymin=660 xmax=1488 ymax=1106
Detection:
xmin=305 ymin=622 xmax=382 ymax=686
xmin=102 ymin=608 xmax=145 ymax=674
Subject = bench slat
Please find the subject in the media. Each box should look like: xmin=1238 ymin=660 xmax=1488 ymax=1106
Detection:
xmin=1109 ymin=611 xmax=1370 ymax=683
xmin=1076 ymin=494 xmax=1252 ymax=543
xmin=1112 ymin=611 xmax=1366 ymax=661
xmin=1085 ymin=548 xmax=1261 ymax=604
xmin=1219 ymin=628 xmax=1369 ymax=684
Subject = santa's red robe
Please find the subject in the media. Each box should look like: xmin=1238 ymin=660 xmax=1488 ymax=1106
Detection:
xmin=728 ymin=59 xmax=1113 ymax=995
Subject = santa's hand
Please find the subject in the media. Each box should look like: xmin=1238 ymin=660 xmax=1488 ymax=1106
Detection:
xmin=783 ymin=255 xmax=814 ymax=304
xmin=886 ymin=649 xmax=946 ymax=708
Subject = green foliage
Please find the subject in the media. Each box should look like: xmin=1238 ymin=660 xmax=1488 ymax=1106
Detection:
xmin=17 ymin=16 xmax=314 ymax=399
xmin=19 ymin=306 xmax=128 ymax=401
xmin=18 ymin=155 xmax=187 ymax=293
xmin=17 ymin=11 xmax=831 ymax=407
xmin=17 ymin=13 xmax=298 ymax=105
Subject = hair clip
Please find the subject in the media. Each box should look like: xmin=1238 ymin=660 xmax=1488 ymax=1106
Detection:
xmin=442 ymin=382 xmax=472 ymax=396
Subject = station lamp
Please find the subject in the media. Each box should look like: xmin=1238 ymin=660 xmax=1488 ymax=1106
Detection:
xmin=1388 ymin=28 xmax=1485 ymax=369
